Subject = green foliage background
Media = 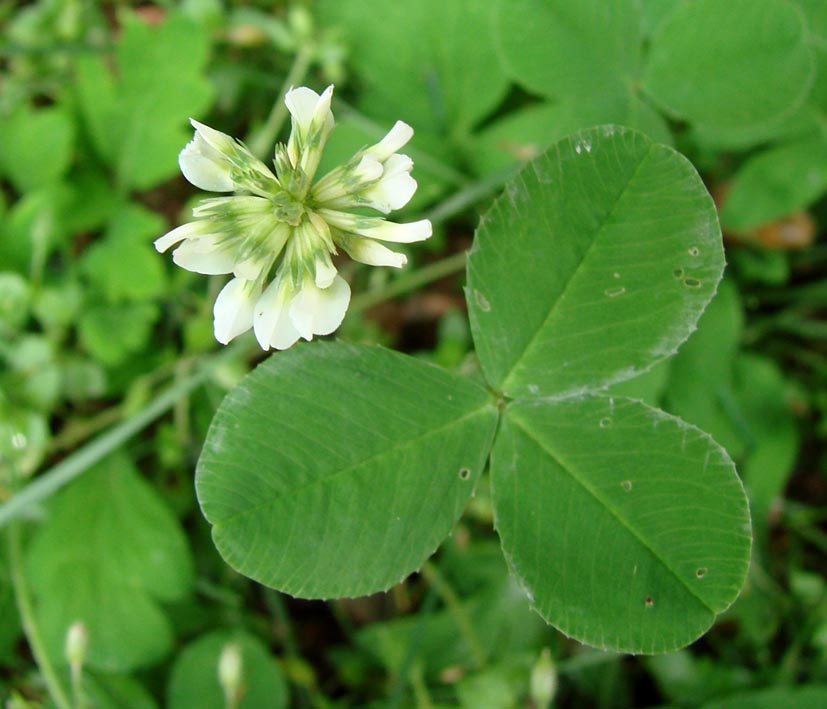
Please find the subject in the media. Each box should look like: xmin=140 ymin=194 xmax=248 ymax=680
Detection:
xmin=1 ymin=0 xmax=827 ymax=707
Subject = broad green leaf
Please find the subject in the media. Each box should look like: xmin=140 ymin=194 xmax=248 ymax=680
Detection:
xmin=74 ymin=12 xmax=213 ymax=190
xmin=81 ymin=204 xmax=167 ymax=302
xmin=643 ymin=0 xmax=813 ymax=134
xmin=197 ymin=342 xmax=498 ymax=598
xmin=640 ymin=0 xmax=684 ymax=37
xmin=317 ymin=0 xmax=508 ymax=137
xmin=495 ymin=0 xmax=642 ymax=102
xmin=720 ymin=136 xmax=827 ymax=230
xmin=467 ymin=126 xmax=722 ymax=399
xmin=167 ymin=631 xmax=287 ymax=709
xmin=491 ymin=396 xmax=751 ymax=653
xmin=0 ymin=104 xmax=75 ymax=193
xmin=793 ymin=0 xmax=827 ymax=45
xmin=26 ymin=454 xmax=194 ymax=671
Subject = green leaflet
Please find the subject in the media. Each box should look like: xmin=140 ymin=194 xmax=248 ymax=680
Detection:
xmin=467 ymin=126 xmax=722 ymax=399
xmin=196 ymin=342 xmax=498 ymax=598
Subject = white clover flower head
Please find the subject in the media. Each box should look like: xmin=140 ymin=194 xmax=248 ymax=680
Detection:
xmin=155 ymin=85 xmax=431 ymax=350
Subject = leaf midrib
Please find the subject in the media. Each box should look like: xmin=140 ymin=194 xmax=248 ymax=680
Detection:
xmin=509 ymin=407 xmax=715 ymax=614
xmin=210 ymin=403 xmax=497 ymax=528
xmin=499 ymin=141 xmax=655 ymax=393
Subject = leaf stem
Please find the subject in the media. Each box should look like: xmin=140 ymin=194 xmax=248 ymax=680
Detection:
xmin=247 ymin=44 xmax=314 ymax=159
xmin=0 ymin=345 xmax=239 ymax=529
xmin=349 ymin=252 xmax=467 ymax=314
xmin=420 ymin=561 xmax=485 ymax=669
xmin=6 ymin=518 xmax=71 ymax=709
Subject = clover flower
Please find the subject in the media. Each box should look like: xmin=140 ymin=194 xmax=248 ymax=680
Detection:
xmin=155 ymin=85 xmax=431 ymax=350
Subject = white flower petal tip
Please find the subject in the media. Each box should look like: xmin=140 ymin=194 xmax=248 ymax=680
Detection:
xmin=154 ymin=222 xmax=203 ymax=253
xmin=289 ymin=275 xmax=351 ymax=341
xmin=172 ymin=238 xmax=235 ymax=275
xmin=213 ymin=278 xmax=257 ymax=345
xmin=285 ymin=85 xmax=335 ymax=131
xmin=370 ymin=219 xmax=432 ymax=243
xmin=345 ymin=239 xmax=407 ymax=268
xmin=367 ymin=121 xmax=414 ymax=161
xmin=314 ymin=256 xmax=338 ymax=289
xmin=179 ymin=132 xmax=234 ymax=192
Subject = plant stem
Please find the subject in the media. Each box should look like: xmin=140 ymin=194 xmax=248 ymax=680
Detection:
xmin=420 ymin=561 xmax=486 ymax=669
xmin=0 ymin=345 xmax=239 ymax=529
xmin=6 ymin=519 xmax=71 ymax=709
xmin=248 ymin=44 xmax=314 ymax=159
xmin=349 ymin=252 xmax=467 ymax=313
xmin=387 ymin=582 xmax=439 ymax=709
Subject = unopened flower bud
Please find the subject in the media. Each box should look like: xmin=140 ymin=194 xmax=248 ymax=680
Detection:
xmin=530 ymin=648 xmax=557 ymax=709
xmin=218 ymin=642 xmax=244 ymax=705
xmin=64 ymin=621 xmax=88 ymax=671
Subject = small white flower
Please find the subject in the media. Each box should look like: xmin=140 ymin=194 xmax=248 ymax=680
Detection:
xmin=156 ymin=84 xmax=431 ymax=350
xmin=213 ymin=278 xmax=260 ymax=344
xmin=179 ymin=120 xmax=277 ymax=197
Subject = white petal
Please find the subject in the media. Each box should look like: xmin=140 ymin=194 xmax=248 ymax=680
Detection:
xmin=253 ymin=278 xmax=301 ymax=351
xmin=363 ymin=172 xmax=418 ymax=213
xmin=173 ymin=239 xmax=235 ymax=275
xmin=312 ymin=85 xmax=335 ymax=134
xmin=233 ymin=254 xmax=266 ymax=280
xmin=314 ymin=254 xmax=338 ymax=289
xmin=154 ymin=221 xmax=207 ymax=253
xmin=344 ymin=238 xmax=407 ymax=268
xmin=289 ymin=275 xmax=351 ymax=340
xmin=213 ymin=278 xmax=257 ymax=344
xmin=367 ymin=219 xmax=432 ymax=243
xmin=190 ymin=119 xmax=237 ymax=153
xmin=364 ymin=121 xmax=414 ymax=161
xmin=179 ymin=133 xmax=234 ymax=192
xmin=285 ymin=86 xmax=323 ymax=135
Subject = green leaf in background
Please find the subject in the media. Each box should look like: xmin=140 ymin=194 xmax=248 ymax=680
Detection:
xmin=197 ymin=342 xmax=498 ymax=598
xmin=0 ymin=104 xmax=75 ymax=194
xmin=25 ymin=454 xmax=194 ymax=671
xmin=471 ymin=97 xmax=671 ymax=176
xmin=81 ymin=204 xmax=167 ymax=302
xmin=495 ymin=0 xmax=642 ymax=104
xmin=732 ymin=354 xmax=799 ymax=526
xmin=317 ymin=0 xmax=508 ymax=137
xmin=82 ymin=672 xmax=159 ymax=709
xmin=720 ymin=136 xmax=827 ymax=231
xmin=167 ymin=630 xmax=288 ymax=709
xmin=491 ymin=396 xmax=751 ymax=653
xmin=793 ymin=0 xmax=827 ymax=46
xmin=640 ymin=0 xmax=684 ymax=38
xmin=78 ymin=302 xmax=160 ymax=366
xmin=0 ymin=183 xmax=72 ymax=275
xmin=74 ymin=12 xmax=213 ymax=191
xmin=702 ymin=685 xmax=827 ymax=709
xmin=643 ymin=0 xmax=813 ymax=135
xmin=467 ymin=126 xmax=722 ymax=399
xmin=0 ymin=557 xmax=22 ymax=662
xmin=662 ymin=279 xmax=746 ymax=460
